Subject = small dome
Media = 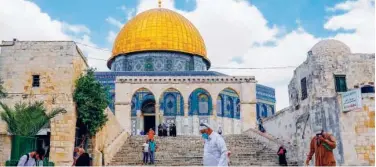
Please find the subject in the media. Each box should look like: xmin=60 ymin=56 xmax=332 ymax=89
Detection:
xmin=310 ymin=39 xmax=351 ymax=57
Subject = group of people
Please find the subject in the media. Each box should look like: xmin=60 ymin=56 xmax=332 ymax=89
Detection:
xmin=17 ymin=125 xmax=337 ymax=167
xmin=157 ymin=123 xmax=176 ymax=137
xmin=142 ymin=128 xmax=158 ymax=165
xmin=276 ymin=129 xmax=337 ymax=166
xmin=17 ymin=148 xmax=45 ymax=166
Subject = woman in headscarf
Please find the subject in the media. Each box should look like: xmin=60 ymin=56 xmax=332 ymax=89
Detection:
xmin=277 ymin=145 xmax=287 ymax=166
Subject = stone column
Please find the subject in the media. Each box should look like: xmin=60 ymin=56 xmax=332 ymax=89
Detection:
xmin=193 ymin=115 xmax=199 ymax=135
xmin=136 ymin=110 xmax=142 ymax=135
xmin=183 ymin=103 xmax=189 ymax=135
xmin=155 ymin=104 xmax=160 ymax=135
xmin=176 ymin=116 xmax=182 ymax=135
xmin=211 ymin=104 xmax=217 ymax=131
xmin=240 ymin=82 xmax=257 ymax=132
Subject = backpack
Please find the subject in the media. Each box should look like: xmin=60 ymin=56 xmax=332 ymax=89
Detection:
xmin=24 ymin=154 xmax=30 ymax=166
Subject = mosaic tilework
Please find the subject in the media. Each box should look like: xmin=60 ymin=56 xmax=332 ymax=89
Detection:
xmin=217 ymin=88 xmax=240 ymax=119
xmin=256 ymin=102 xmax=275 ymax=120
xmin=110 ymin=52 xmax=208 ymax=71
xmin=94 ymin=71 xmax=227 ymax=113
xmin=131 ymin=88 xmax=155 ymax=116
xmin=188 ymin=88 xmax=212 ymax=116
xmin=159 ymin=88 xmax=184 ymax=116
xmin=256 ymin=84 xmax=276 ymax=103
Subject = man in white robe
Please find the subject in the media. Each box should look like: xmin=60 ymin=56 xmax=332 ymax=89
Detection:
xmin=199 ymin=122 xmax=228 ymax=166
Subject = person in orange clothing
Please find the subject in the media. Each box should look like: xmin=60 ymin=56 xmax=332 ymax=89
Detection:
xmin=305 ymin=129 xmax=337 ymax=166
xmin=148 ymin=128 xmax=155 ymax=140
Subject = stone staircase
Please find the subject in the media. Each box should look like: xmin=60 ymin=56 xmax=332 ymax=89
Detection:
xmin=110 ymin=133 xmax=297 ymax=166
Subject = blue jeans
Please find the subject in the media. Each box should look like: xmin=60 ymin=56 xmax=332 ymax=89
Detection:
xmin=149 ymin=151 xmax=155 ymax=164
xmin=143 ymin=152 xmax=149 ymax=164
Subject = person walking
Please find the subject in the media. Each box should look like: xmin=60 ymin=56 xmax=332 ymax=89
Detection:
xmin=305 ymin=129 xmax=337 ymax=166
xmin=277 ymin=145 xmax=288 ymax=166
xmin=75 ymin=148 xmax=91 ymax=166
xmin=148 ymin=128 xmax=155 ymax=140
xmin=199 ymin=122 xmax=229 ymax=166
xmin=17 ymin=148 xmax=45 ymax=166
xmin=142 ymin=140 xmax=150 ymax=165
xmin=149 ymin=139 xmax=157 ymax=165
xmin=258 ymin=118 xmax=265 ymax=133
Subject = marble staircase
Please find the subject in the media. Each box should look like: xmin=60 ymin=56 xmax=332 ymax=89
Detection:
xmin=110 ymin=133 xmax=298 ymax=166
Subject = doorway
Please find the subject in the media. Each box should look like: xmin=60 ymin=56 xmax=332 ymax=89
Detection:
xmin=144 ymin=115 xmax=156 ymax=132
xmin=141 ymin=99 xmax=156 ymax=132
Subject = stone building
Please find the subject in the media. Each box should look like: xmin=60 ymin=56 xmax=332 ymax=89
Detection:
xmin=94 ymin=7 xmax=276 ymax=136
xmin=263 ymin=39 xmax=375 ymax=165
xmin=0 ymin=40 xmax=88 ymax=165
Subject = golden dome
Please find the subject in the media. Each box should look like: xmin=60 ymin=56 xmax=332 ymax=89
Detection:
xmin=109 ymin=8 xmax=207 ymax=66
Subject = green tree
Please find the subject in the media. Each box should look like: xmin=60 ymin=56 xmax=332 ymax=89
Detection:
xmin=0 ymin=101 xmax=66 ymax=136
xmin=73 ymin=68 xmax=109 ymax=137
xmin=0 ymin=78 xmax=7 ymax=98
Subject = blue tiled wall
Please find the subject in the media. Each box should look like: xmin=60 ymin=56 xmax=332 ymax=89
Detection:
xmin=256 ymin=84 xmax=276 ymax=120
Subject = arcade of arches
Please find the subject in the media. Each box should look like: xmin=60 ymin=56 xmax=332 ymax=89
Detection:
xmin=129 ymin=87 xmax=242 ymax=136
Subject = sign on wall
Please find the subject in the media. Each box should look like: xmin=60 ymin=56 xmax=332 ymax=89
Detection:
xmin=341 ymin=89 xmax=362 ymax=112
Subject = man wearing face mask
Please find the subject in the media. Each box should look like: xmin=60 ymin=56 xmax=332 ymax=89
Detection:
xmin=199 ymin=123 xmax=228 ymax=166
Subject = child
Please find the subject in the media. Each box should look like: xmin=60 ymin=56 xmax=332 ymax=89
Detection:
xmin=142 ymin=140 xmax=149 ymax=164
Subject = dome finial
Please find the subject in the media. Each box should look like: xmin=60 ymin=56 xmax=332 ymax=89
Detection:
xmin=158 ymin=0 xmax=162 ymax=8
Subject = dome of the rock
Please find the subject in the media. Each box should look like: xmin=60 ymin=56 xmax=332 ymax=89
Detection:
xmin=108 ymin=8 xmax=208 ymax=69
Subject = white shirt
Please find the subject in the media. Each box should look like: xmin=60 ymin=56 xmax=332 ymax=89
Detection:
xmin=203 ymin=132 xmax=228 ymax=166
xmin=143 ymin=143 xmax=149 ymax=152
xmin=17 ymin=153 xmax=36 ymax=166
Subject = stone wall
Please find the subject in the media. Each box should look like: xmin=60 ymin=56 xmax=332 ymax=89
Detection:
xmin=263 ymin=40 xmax=375 ymax=165
xmin=262 ymin=107 xmax=296 ymax=143
xmin=340 ymin=93 xmax=375 ymax=165
xmin=91 ymin=108 xmax=128 ymax=166
xmin=0 ymin=135 xmax=11 ymax=165
xmin=0 ymin=40 xmax=88 ymax=166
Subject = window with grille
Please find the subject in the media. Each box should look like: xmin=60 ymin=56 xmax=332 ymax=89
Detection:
xmin=32 ymin=75 xmax=40 ymax=87
xmin=301 ymin=77 xmax=307 ymax=100
xmin=334 ymin=75 xmax=347 ymax=92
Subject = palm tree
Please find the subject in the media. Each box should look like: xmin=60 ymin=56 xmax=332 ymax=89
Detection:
xmin=0 ymin=101 xmax=66 ymax=136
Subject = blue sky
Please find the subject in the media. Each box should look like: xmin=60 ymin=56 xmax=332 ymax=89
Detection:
xmin=1 ymin=0 xmax=374 ymax=109
xmin=33 ymin=0 xmax=352 ymax=47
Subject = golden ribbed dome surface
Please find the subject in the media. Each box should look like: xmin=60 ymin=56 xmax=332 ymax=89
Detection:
xmin=111 ymin=8 xmax=207 ymax=60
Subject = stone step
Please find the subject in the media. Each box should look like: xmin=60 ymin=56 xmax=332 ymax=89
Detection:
xmin=110 ymin=133 xmax=297 ymax=166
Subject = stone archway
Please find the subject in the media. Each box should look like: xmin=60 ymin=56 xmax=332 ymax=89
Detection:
xmin=217 ymin=87 xmax=240 ymax=134
xmin=130 ymin=88 xmax=156 ymax=135
xmin=188 ymin=88 xmax=212 ymax=135
xmin=159 ymin=88 xmax=184 ymax=135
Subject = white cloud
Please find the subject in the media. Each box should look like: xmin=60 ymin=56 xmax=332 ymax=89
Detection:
xmin=0 ymin=0 xmax=110 ymax=71
xmin=107 ymin=31 xmax=117 ymax=44
xmin=1 ymin=0 xmax=374 ymax=110
xmin=325 ymin=0 xmax=375 ymax=53
xmin=132 ymin=0 xmax=374 ymax=110
xmin=106 ymin=17 xmax=123 ymax=29
xmin=62 ymin=22 xmax=91 ymax=34
xmin=0 ymin=0 xmax=69 ymax=41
